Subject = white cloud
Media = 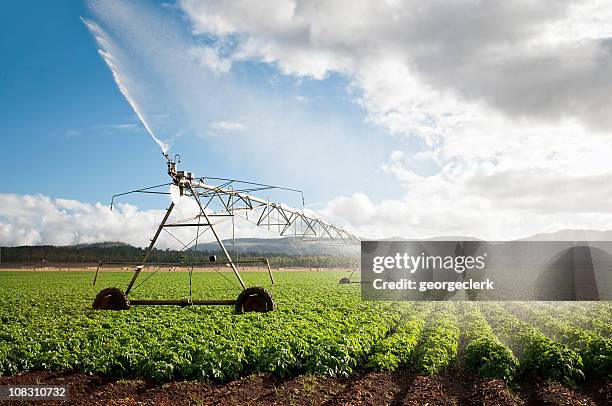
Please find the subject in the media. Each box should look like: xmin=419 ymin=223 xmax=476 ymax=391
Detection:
xmin=0 ymin=193 xmax=275 ymax=248
xmin=322 ymin=186 xmax=612 ymax=241
xmin=322 ymin=137 xmax=612 ymax=240
xmin=0 ymin=194 xmax=163 ymax=247
xmin=189 ymin=46 xmax=232 ymax=73
xmin=179 ymin=0 xmax=612 ymax=131
xmin=175 ymin=0 xmax=612 ymax=240
xmin=210 ymin=120 xmax=248 ymax=132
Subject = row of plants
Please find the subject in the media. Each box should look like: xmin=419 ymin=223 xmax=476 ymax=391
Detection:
xmin=502 ymin=302 xmax=611 ymax=378
xmin=414 ymin=303 xmax=461 ymax=375
xmin=459 ymin=303 xmax=518 ymax=381
xmin=479 ymin=304 xmax=584 ymax=384
xmin=366 ymin=303 xmax=429 ymax=371
xmin=537 ymin=302 xmax=612 ymax=338
xmin=555 ymin=302 xmax=612 ymax=325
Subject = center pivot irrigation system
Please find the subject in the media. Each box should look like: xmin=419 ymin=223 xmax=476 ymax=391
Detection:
xmin=92 ymin=153 xmax=360 ymax=313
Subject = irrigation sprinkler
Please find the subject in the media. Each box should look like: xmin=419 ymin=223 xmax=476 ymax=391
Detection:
xmin=338 ymin=268 xmax=368 ymax=285
xmin=93 ymin=153 xmax=359 ymax=313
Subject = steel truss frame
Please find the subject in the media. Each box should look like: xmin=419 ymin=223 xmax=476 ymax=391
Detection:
xmin=93 ymin=155 xmax=358 ymax=308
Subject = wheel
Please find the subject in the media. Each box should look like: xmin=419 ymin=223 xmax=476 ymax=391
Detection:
xmin=235 ymin=287 xmax=275 ymax=313
xmin=92 ymin=287 xmax=130 ymax=310
xmin=339 ymin=277 xmax=351 ymax=284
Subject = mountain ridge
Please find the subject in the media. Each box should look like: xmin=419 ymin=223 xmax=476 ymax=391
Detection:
xmin=6 ymin=229 xmax=612 ymax=253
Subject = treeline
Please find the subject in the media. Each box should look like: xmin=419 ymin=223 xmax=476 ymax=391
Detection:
xmin=267 ymin=255 xmax=358 ymax=268
xmin=0 ymin=245 xmax=358 ymax=269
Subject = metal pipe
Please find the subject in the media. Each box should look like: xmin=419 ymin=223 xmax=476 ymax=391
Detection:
xmin=92 ymin=263 xmax=101 ymax=285
xmin=130 ymin=299 xmax=235 ymax=306
xmin=110 ymin=183 xmax=172 ymax=210
xmin=125 ymin=202 xmax=175 ymax=295
xmin=265 ymin=258 xmax=275 ymax=285
xmin=163 ymin=223 xmax=212 ymax=227
xmin=190 ymin=178 xmax=358 ymax=241
xmin=98 ymin=259 xmax=271 ymax=267
xmin=188 ymin=184 xmax=247 ymax=290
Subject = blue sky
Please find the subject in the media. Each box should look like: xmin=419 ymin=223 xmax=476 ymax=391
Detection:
xmin=1 ymin=1 xmax=162 ymax=204
xmin=0 ymin=0 xmax=410 ymax=211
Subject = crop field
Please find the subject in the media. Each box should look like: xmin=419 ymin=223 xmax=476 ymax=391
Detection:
xmin=0 ymin=270 xmax=610 ymax=405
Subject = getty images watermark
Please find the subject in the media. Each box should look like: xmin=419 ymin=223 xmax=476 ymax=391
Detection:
xmin=371 ymin=251 xmax=493 ymax=292
xmin=360 ymin=241 xmax=612 ymax=301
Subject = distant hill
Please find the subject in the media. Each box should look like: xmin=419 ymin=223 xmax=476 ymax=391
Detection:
xmin=518 ymin=229 xmax=612 ymax=241
xmin=73 ymin=241 xmax=132 ymax=249
xmin=381 ymin=230 xmax=612 ymax=242
xmin=4 ymin=229 xmax=612 ymax=265
xmin=0 ymin=238 xmax=359 ymax=268
xmin=195 ymin=237 xmax=360 ymax=256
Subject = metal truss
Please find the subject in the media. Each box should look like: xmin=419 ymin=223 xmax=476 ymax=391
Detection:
xmin=100 ymin=155 xmax=359 ymax=302
xmin=111 ymin=159 xmax=360 ymax=244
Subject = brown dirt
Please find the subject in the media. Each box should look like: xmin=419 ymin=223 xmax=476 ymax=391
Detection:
xmin=515 ymin=375 xmax=612 ymax=406
xmin=1 ymin=370 xmax=608 ymax=406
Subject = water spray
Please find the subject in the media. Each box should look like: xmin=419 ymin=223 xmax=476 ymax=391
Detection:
xmin=82 ymin=17 xmax=169 ymax=153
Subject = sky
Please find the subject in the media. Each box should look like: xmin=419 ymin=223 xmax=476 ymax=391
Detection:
xmin=2 ymin=0 xmax=612 ymax=247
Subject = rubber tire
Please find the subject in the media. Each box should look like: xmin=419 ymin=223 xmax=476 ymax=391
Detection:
xmin=92 ymin=287 xmax=130 ymax=310
xmin=235 ymin=287 xmax=275 ymax=313
xmin=339 ymin=277 xmax=351 ymax=284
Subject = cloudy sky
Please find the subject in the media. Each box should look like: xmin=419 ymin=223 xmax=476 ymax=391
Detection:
xmin=2 ymin=0 xmax=612 ymax=247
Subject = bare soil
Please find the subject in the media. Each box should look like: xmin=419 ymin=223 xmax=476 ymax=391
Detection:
xmin=0 ymin=370 xmax=608 ymax=405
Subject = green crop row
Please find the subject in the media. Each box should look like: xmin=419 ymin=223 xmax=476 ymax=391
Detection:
xmin=480 ymin=304 xmax=584 ymax=384
xmin=503 ymin=302 xmax=611 ymax=378
xmin=459 ymin=303 xmax=518 ymax=381
xmin=562 ymin=302 xmax=612 ymax=323
xmin=538 ymin=302 xmax=612 ymax=338
xmin=366 ymin=303 xmax=429 ymax=371
xmin=414 ymin=303 xmax=460 ymax=375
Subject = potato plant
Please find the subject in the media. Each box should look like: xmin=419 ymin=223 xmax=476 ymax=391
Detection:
xmin=414 ymin=303 xmax=460 ymax=375
xmin=480 ymin=304 xmax=584 ymax=384
xmin=503 ymin=302 xmax=611 ymax=378
xmin=0 ymin=271 xmax=402 ymax=381
xmin=367 ymin=303 xmax=429 ymax=371
xmin=459 ymin=303 xmax=518 ymax=381
xmin=538 ymin=302 xmax=612 ymax=338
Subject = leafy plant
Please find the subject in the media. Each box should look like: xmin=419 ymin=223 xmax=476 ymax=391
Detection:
xmin=460 ymin=303 xmax=518 ymax=381
xmin=414 ymin=304 xmax=460 ymax=375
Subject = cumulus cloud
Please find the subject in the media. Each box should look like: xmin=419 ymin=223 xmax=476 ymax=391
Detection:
xmin=179 ymin=0 xmax=612 ymax=132
xmin=0 ymin=193 xmax=275 ymax=248
xmin=0 ymin=194 xmax=160 ymax=247
xmin=175 ymin=0 xmax=612 ymax=240
xmin=321 ymin=183 xmax=612 ymax=242
xmin=321 ymin=139 xmax=612 ymax=240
